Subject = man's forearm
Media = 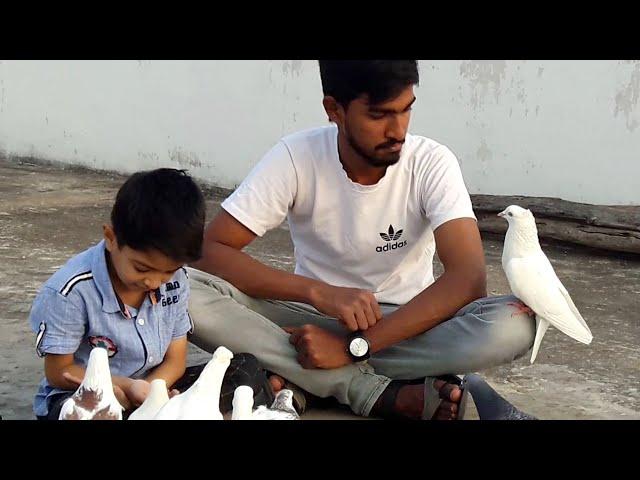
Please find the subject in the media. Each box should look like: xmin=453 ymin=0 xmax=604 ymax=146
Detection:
xmin=191 ymin=241 xmax=324 ymax=304
xmin=363 ymin=269 xmax=487 ymax=354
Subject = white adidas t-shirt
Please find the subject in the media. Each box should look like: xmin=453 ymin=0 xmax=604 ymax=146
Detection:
xmin=222 ymin=125 xmax=476 ymax=305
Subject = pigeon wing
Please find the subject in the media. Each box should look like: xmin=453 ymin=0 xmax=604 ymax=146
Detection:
xmin=504 ymin=254 xmax=593 ymax=344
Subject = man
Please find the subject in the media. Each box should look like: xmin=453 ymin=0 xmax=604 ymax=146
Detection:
xmin=189 ymin=60 xmax=535 ymax=420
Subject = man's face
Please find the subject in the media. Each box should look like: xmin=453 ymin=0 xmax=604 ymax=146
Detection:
xmin=104 ymin=225 xmax=183 ymax=293
xmin=339 ymin=85 xmax=415 ymax=167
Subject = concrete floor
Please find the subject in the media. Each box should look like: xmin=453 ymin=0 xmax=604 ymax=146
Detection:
xmin=1 ymin=157 xmax=638 ymax=420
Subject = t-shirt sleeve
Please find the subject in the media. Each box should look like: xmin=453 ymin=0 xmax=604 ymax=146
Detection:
xmin=28 ymin=287 xmax=86 ymax=357
xmin=221 ymin=141 xmax=298 ymax=237
xmin=419 ymin=145 xmax=476 ymax=232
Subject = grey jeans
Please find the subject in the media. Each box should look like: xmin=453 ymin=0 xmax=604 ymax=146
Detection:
xmin=186 ymin=267 xmax=536 ymax=417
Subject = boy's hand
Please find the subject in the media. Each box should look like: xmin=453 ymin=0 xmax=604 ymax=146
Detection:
xmin=113 ymin=385 xmax=133 ymax=410
xmin=62 ymin=371 xmax=133 ymax=410
xmin=124 ymin=379 xmax=151 ymax=407
xmin=62 ymin=371 xmax=83 ymax=387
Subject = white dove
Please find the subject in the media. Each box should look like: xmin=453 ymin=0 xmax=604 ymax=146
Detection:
xmin=58 ymin=347 xmax=124 ymax=420
xmin=231 ymin=385 xmax=255 ymax=420
xmin=154 ymin=346 xmax=233 ymax=420
xmin=128 ymin=379 xmax=170 ymax=420
xmin=499 ymin=205 xmax=593 ymax=363
xmin=231 ymin=386 xmax=300 ymax=420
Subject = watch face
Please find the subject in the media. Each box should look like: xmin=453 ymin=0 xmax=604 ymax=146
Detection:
xmin=349 ymin=337 xmax=369 ymax=358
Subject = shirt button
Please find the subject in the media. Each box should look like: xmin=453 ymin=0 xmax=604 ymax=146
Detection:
xmin=148 ymin=356 xmax=154 ymax=364
xmin=137 ymin=318 xmax=145 ymax=326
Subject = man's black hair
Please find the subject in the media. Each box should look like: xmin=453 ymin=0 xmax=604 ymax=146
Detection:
xmin=111 ymin=168 xmax=205 ymax=263
xmin=318 ymin=60 xmax=419 ymax=107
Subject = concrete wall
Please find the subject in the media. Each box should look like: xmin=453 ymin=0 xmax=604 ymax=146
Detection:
xmin=0 ymin=60 xmax=638 ymax=205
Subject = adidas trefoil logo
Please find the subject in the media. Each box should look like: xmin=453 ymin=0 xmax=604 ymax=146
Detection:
xmin=376 ymin=225 xmax=408 ymax=253
xmin=379 ymin=225 xmax=403 ymax=242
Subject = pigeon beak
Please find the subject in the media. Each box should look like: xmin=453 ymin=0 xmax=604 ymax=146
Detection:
xmin=497 ymin=211 xmax=506 ymax=218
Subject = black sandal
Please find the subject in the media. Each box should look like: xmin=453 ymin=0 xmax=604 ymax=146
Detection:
xmin=373 ymin=374 xmax=469 ymax=420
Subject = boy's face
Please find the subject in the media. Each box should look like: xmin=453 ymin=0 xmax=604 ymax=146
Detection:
xmin=103 ymin=225 xmax=183 ymax=293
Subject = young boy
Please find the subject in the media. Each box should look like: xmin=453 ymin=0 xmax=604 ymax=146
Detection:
xmin=29 ymin=168 xmax=274 ymax=420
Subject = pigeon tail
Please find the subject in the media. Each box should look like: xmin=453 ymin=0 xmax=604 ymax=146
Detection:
xmin=530 ymin=317 xmax=550 ymax=364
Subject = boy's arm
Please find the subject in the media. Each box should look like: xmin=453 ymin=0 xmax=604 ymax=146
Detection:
xmin=141 ymin=275 xmax=192 ymax=391
xmin=45 ymin=353 xmax=88 ymax=390
xmin=32 ymin=287 xmax=147 ymax=409
xmin=143 ymin=336 xmax=188 ymax=388
xmin=45 ymin=353 xmax=140 ymax=410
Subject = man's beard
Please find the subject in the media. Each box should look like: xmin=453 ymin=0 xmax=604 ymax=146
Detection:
xmin=345 ymin=127 xmax=403 ymax=168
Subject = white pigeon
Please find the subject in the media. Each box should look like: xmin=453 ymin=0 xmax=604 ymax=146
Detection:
xmin=231 ymin=385 xmax=255 ymax=420
xmin=154 ymin=346 xmax=233 ymax=420
xmin=499 ymin=205 xmax=593 ymax=363
xmin=128 ymin=379 xmax=170 ymax=420
xmin=231 ymin=386 xmax=300 ymax=420
xmin=266 ymin=389 xmax=300 ymax=420
xmin=58 ymin=347 xmax=124 ymax=420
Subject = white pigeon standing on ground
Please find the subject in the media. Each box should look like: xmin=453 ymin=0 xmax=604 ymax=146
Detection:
xmin=499 ymin=205 xmax=593 ymax=363
xmin=58 ymin=347 xmax=124 ymax=420
xmin=154 ymin=346 xmax=233 ymax=420
xmin=231 ymin=386 xmax=300 ymax=420
xmin=128 ymin=379 xmax=170 ymax=420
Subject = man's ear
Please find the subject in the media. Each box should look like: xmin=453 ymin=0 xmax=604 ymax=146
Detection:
xmin=322 ymin=96 xmax=344 ymax=125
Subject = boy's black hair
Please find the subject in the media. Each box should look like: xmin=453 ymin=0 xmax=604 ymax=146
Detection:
xmin=318 ymin=60 xmax=419 ymax=107
xmin=111 ymin=168 xmax=205 ymax=263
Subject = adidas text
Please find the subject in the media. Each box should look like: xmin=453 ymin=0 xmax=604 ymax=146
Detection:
xmin=376 ymin=240 xmax=407 ymax=253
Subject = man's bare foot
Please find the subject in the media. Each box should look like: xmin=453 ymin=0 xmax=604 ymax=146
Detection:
xmin=269 ymin=374 xmax=286 ymax=393
xmin=373 ymin=378 xmax=463 ymax=420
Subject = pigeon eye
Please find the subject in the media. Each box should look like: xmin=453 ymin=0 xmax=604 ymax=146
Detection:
xmin=508 ymin=212 xmax=513 ymax=217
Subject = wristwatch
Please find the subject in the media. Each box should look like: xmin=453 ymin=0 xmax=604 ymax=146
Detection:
xmin=347 ymin=331 xmax=371 ymax=362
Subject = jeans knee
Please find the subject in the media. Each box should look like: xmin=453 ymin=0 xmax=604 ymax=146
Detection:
xmin=482 ymin=308 xmax=536 ymax=361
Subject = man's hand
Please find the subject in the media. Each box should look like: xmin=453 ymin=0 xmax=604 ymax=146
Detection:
xmin=308 ymin=284 xmax=382 ymax=331
xmin=284 ymin=325 xmax=352 ymax=369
